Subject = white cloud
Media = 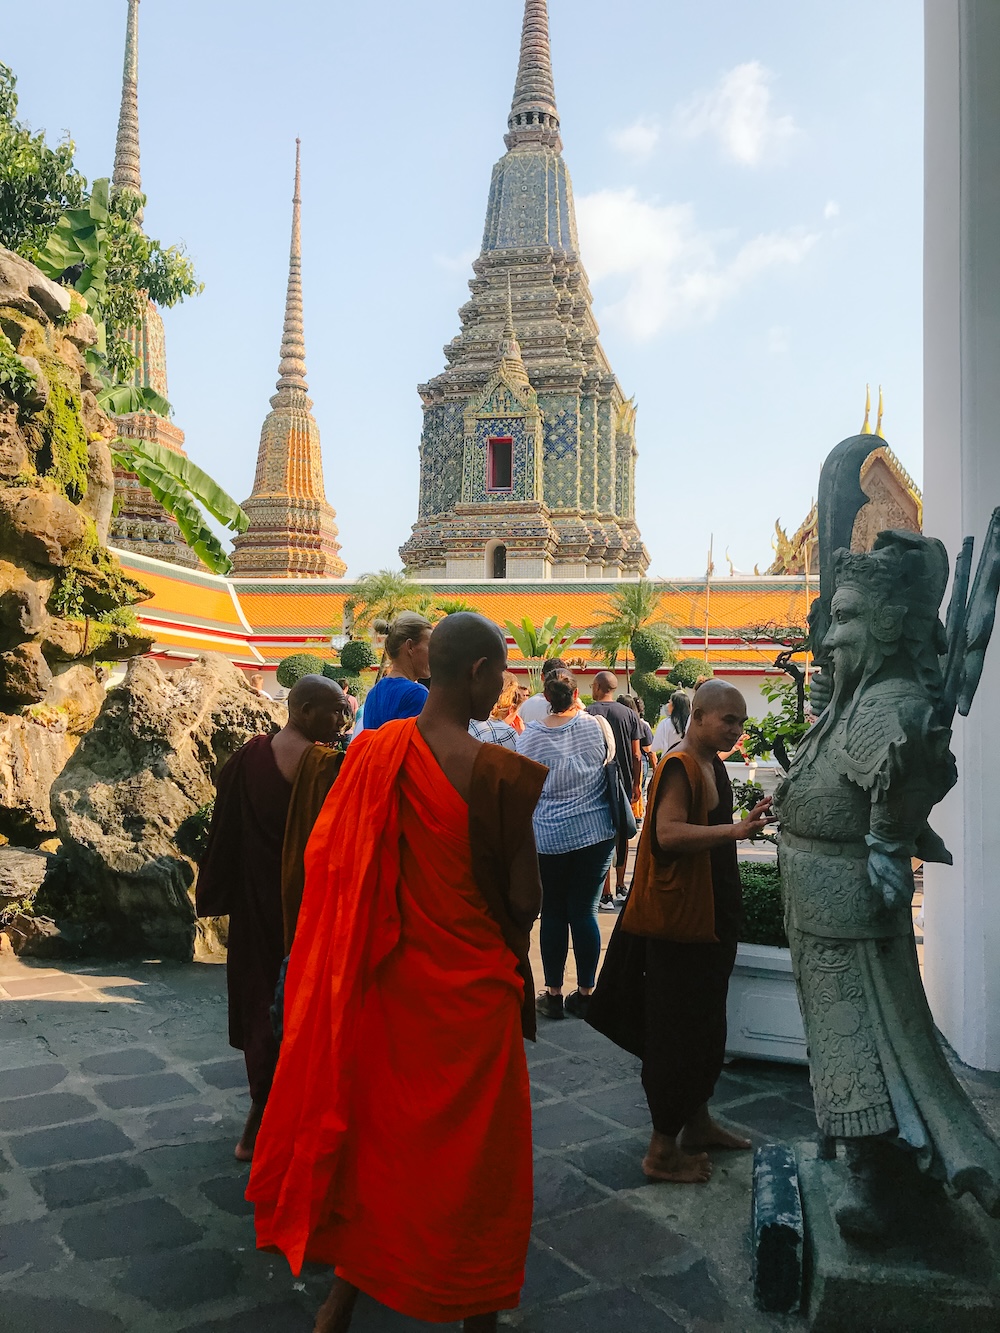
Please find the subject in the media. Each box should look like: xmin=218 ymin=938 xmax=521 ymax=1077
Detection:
xmin=608 ymin=117 xmax=661 ymax=162
xmin=824 ymin=199 xmax=840 ymax=220
xmin=674 ymin=61 xmax=799 ymax=167
xmin=576 ymin=188 xmax=818 ymax=341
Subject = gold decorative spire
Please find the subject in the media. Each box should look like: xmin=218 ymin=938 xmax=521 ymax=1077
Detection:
xmin=113 ymin=0 xmax=143 ymax=215
xmin=875 ymin=384 xmax=885 ymax=439
xmin=505 ymin=0 xmax=561 ymax=151
xmin=275 ymin=139 xmax=308 ymax=394
xmin=860 ymin=383 xmax=873 ymax=434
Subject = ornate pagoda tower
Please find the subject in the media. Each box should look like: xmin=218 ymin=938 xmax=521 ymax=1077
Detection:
xmin=400 ymin=0 xmax=648 ymax=580
xmin=107 ymin=0 xmax=199 ymax=569
xmin=230 ymin=143 xmax=345 ymax=578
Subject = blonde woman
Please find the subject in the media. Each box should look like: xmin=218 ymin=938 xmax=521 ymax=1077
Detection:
xmin=469 ymin=670 xmax=521 ymax=749
xmin=361 ymin=612 xmax=432 ymax=730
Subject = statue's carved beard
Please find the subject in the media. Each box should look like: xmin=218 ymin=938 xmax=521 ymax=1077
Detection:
xmin=830 ymin=644 xmax=866 ymax=694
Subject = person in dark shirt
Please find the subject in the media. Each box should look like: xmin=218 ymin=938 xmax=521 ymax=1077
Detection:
xmin=586 ymin=672 xmax=642 ymax=907
xmin=361 ymin=612 xmax=432 ymax=730
xmin=588 ymin=681 xmax=772 ymax=1184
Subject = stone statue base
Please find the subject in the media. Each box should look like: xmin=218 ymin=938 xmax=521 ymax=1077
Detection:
xmin=795 ymin=1141 xmax=1000 ymax=1330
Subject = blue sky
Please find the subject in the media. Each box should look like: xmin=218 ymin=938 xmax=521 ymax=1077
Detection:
xmin=4 ymin=0 xmax=923 ymax=578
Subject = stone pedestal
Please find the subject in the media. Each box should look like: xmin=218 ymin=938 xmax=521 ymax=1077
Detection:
xmin=795 ymin=1142 xmax=1000 ymax=1331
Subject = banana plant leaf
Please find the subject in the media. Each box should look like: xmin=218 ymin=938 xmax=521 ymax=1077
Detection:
xmin=112 ymin=449 xmax=232 ymax=575
xmin=98 ymin=384 xmax=172 ymax=417
xmin=115 ymin=437 xmax=248 ymax=534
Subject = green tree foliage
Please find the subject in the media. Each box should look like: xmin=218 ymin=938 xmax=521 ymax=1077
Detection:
xmin=0 ymin=62 xmax=86 ymax=261
xmin=110 ymin=437 xmax=247 ymax=576
xmin=743 ymin=677 xmax=812 ymax=770
xmin=504 ymin=616 xmax=578 ymax=692
xmin=631 ymin=627 xmax=677 ymax=722
xmin=669 ymin=658 xmax=706 ymax=690
xmin=345 ymin=570 xmax=431 ymax=636
xmin=435 ymin=597 xmax=478 ymax=616
xmin=340 ymin=639 xmax=378 ymax=673
xmin=276 ymin=653 xmax=326 ymax=689
xmin=589 ymin=579 xmax=677 ymax=690
xmin=738 ymin=863 xmax=788 ymax=948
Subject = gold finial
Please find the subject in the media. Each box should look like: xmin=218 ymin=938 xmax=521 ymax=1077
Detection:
xmin=875 ymin=384 xmax=885 ymax=439
xmin=860 ymin=383 xmax=873 ymax=435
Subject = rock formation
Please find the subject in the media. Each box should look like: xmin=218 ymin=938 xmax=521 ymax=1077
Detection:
xmin=37 ymin=653 xmax=282 ymax=960
xmin=0 ymin=247 xmax=152 ymax=844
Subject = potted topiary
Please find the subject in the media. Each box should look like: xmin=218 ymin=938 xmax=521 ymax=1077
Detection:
xmin=276 ymin=653 xmax=326 ymax=690
xmin=725 ymin=861 xmax=808 ymax=1065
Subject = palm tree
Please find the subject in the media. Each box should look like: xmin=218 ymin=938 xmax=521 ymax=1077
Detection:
xmin=345 ymin=569 xmax=431 ymax=635
xmin=435 ymin=597 xmax=478 ymax=616
xmin=589 ymin=579 xmax=677 ymax=691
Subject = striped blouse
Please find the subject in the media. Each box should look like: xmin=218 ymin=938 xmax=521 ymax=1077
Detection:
xmin=517 ymin=713 xmax=616 ymax=855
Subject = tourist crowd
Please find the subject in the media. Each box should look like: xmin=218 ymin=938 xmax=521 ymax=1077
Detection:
xmin=196 ymin=611 xmax=771 ymax=1333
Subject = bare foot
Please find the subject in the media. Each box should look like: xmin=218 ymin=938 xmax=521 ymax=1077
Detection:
xmin=679 ymin=1111 xmax=751 ymax=1152
xmin=314 ymin=1276 xmax=359 ymax=1333
xmin=642 ymin=1131 xmax=713 ymax=1183
xmin=235 ymin=1098 xmax=265 ymax=1162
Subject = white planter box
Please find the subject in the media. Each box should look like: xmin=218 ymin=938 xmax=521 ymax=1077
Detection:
xmin=726 ymin=942 xmax=808 ymax=1065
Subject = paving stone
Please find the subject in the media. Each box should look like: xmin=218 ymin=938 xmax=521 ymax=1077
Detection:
xmin=722 ymin=1094 xmax=819 ymax=1142
xmin=327 ymin=1294 xmax=460 ymax=1330
xmin=2 ymin=973 xmax=87 ymax=998
xmin=576 ymin=1083 xmax=651 ymax=1129
xmin=540 ymin=1020 xmax=612 ymax=1054
xmin=0 ymin=1293 xmax=125 ymax=1333
xmin=527 ymin=1053 xmax=632 ymax=1097
xmin=143 ymin=1101 xmax=229 ymax=1140
xmin=532 ymin=1155 xmax=607 ymax=1220
xmin=516 ymin=1286 xmax=684 ymax=1332
xmin=115 ymin=1246 xmax=242 ymax=1310
xmin=0 ymin=1089 xmax=95 ymax=1130
xmin=179 ymin=1300 xmax=313 ymax=1331
xmin=199 ymin=1171 xmax=252 ymax=1216
xmin=0 ymin=1217 xmax=62 ymax=1274
xmin=525 ymin=1036 xmax=565 ymax=1067
xmin=0 ymin=1062 xmax=68 ymax=1098
xmin=567 ymin=1132 xmax=651 ymax=1191
xmin=80 ymin=1048 xmax=166 ymax=1076
xmin=32 ymin=1158 xmax=151 ymax=1209
xmin=531 ymin=1101 xmax=611 ymax=1150
xmin=522 ymin=1240 xmax=589 ymax=1304
xmin=642 ymin=1257 xmax=727 ymax=1321
xmin=60 ymin=1196 xmax=203 ymax=1259
xmin=94 ymin=1070 xmax=199 ymax=1110
xmin=529 ymin=1079 xmax=560 ymax=1107
xmin=534 ymin=1197 xmax=699 ymax=1282
xmin=197 ymin=1057 xmax=247 ymax=1090
xmin=8 ymin=1117 xmax=133 ymax=1167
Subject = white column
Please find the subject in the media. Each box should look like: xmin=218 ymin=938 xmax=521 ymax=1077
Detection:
xmin=923 ymin=0 xmax=1000 ymax=1071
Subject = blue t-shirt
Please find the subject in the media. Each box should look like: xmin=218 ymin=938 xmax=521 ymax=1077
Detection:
xmin=361 ymin=676 xmax=428 ymax=730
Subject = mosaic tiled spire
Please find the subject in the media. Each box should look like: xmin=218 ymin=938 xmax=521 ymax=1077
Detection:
xmin=497 ymin=276 xmax=530 ymax=389
xmin=505 ymin=0 xmax=561 ymax=151
xmin=231 ymin=142 xmax=346 ymax=579
xmin=108 ymin=0 xmax=199 ymax=569
xmin=113 ymin=0 xmax=143 ymax=215
xmin=401 ymin=0 xmax=648 ymax=579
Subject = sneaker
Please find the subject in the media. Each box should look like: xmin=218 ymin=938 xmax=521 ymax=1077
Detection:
xmin=614 ymin=885 xmax=629 ymax=901
xmin=564 ymin=990 xmax=591 ymax=1020
xmin=598 ymin=896 xmax=617 ymax=912
xmin=536 ymin=990 xmax=564 ymax=1020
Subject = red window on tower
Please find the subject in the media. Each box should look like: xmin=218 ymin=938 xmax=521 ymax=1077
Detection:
xmin=487 ymin=437 xmax=513 ymax=492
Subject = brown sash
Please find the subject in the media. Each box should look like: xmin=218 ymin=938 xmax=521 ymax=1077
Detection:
xmin=619 ymin=750 xmax=718 ymax=943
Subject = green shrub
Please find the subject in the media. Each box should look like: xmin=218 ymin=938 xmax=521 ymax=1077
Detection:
xmin=340 ymin=639 xmax=378 ymax=673
xmin=276 ymin=653 xmax=325 ymax=689
xmin=175 ymin=802 xmax=214 ymax=864
xmin=739 ymin=862 xmax=788 ymax=948
xmin=671 ymin=659 xmax=705 ymax=689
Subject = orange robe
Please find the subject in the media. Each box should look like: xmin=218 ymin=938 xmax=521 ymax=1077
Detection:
xmin=247 ymin=718 xmax=533 ymax=1323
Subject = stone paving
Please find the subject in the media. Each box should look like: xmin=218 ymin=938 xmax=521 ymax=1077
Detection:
xmin=0 ymin=947 xmax=820 ymax=1333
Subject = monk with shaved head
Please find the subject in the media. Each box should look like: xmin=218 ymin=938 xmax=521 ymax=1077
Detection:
xmin=248 ymin=614 xmax=549 ymax=1333
xmin=589 ymin=678 xmax=772 ymax=1184
xmin=197 ymin=673 xmax=351 ymax=1160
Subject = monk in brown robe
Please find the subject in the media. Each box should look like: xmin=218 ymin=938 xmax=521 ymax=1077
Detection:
xmin=589 ymin=681 xmax=772 ymax=1184
xmin=196 ymin=674 xmax=350 ymax=1160
xmin=247 ymin=614 xmax=548 ymax=1333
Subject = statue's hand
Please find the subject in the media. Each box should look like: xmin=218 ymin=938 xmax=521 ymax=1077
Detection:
xmin=808 ymin=667 xmax=832 ymax=717
xmin=867 ymin=849 xmax=914 ymax=910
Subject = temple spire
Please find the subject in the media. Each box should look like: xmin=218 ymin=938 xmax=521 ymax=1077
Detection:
xmin=496 ymin=276 xmax=530 ymax=389
xmin=113 ymin=0 xmax=143 ymax=215
xmin=861 ymin=383 xmax=873 ymax=434
xmin=505 ymin=0 xmax=561 ymax=151
xmin=275 ymin=139 xmax=308 ymax=394
xmin=875 ymin=384 xmax=885 ymax=439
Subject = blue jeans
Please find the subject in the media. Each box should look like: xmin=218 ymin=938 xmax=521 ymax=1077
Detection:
xmin=538 ymin=837 xmax=617 ymax=990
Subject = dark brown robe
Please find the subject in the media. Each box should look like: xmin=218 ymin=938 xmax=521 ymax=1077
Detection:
xmin=281 ymin=746 xmax=345 ymax=952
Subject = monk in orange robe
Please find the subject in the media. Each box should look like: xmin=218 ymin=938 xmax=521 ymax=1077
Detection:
xmin=247 ymin=614 xmax=548 ymax=1332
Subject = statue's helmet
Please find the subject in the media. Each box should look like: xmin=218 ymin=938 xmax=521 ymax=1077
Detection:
xmin=832 ymin=530 xmax=950 ymax=656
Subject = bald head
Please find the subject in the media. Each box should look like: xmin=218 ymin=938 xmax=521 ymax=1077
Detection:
xmin=692 ymin=679 xmax=745 ymax=715
xmin=593 ymin=670 xmax=618 ymax=699
xmin=428 ymin=613 xmax=506 ymax=683
xmin=287 ymin=674 xmax=349 ymax=743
